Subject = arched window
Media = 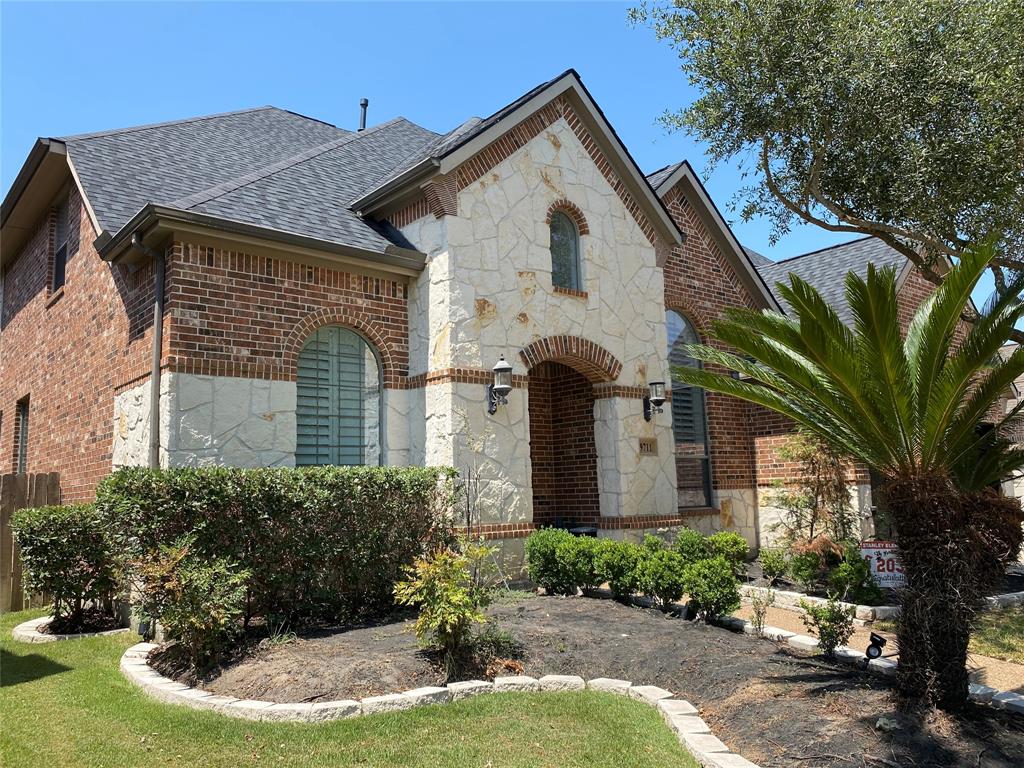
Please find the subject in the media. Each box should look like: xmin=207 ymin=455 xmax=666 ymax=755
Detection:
xmin=667 ymin=311 xmax=712 ymax=508
xmin=296 ymin=326 xmax=381 ymax=466
xmin=549 ymin=210 xmax=581 ymax=291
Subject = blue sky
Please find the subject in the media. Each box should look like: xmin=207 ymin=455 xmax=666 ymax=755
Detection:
xmin=0 ymin=1 xmax=881 ymax=262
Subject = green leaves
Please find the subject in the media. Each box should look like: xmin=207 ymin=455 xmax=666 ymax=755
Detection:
xmin=670 ymin=241 xmax=1024 ymax=492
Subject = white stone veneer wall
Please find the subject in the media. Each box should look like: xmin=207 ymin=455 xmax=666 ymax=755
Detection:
xmin=400 ymin=118 xmax=678 ymax=524
xmin=113 ymin=372 xmax=414 ymax=469
xmin=756 ymin=482 xmax=873 ymax=548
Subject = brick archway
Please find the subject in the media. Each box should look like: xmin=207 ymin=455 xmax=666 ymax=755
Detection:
xmin=519 ymin=335 xmax=621 ymax=383
xmin=282 ymin=307 xmax=400 ymax=385
xmin=545 ymin=199 xmax=590 ymax=236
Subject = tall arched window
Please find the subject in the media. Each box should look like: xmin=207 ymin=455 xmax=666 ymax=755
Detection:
xmin=549 ymin=210 xmax=581 ymax=291
xmin=296 ymin=326 xmax=381 ymax=466
xmin=667 ymin=311 xmax=712 ymax=508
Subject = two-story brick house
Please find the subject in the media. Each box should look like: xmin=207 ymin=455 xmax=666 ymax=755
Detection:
xmin=0 ymin=69 xmax=950 ymax=555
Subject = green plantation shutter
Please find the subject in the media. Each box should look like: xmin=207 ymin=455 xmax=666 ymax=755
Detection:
xmin=296 ymin=326 xmax=374 ymax=466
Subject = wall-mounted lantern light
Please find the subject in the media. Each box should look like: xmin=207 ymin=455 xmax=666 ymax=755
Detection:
xmin=643 ymin=380 xmax=666 ymax=421
xmin=487 ymin=356 xmax=514 ymax=415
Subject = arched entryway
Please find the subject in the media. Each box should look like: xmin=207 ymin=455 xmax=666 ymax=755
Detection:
xmin=527 ymin=361 xmax=600 ymax=528
xmin=521 ymin=336 xmax=622 ymax=529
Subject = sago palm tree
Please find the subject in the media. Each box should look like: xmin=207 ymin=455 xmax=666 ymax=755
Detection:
xmin=672 ymin=242 xmax=1024 ymax=710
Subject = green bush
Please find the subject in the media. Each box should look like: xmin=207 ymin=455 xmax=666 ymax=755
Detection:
xmin=641 ymin=533 xmax=667 ymax=553
xmin=683 ymin=556 xmax=741 ymax=620
xmin=97 ymin=466 xmax=458 ymax=627
xmin=137 ymin=539 xmax=249 ymax=667
xmin=707 ymin=531 xmax=750 ymax=575
xmin=759 ymin=548 xmax=788 ymax=585
xmin=525 ymin=528 xmax=578 ymax=594
xmin=800 ymin=596 xmax=855 ymax=656
xmin=10 ymin=504 xmax=122 ymax=631
xmin=637 ymin=549 xmax=687 ymax=610
xmin=395 ymin=547 xmax=489 ymax=675
xmin=788 ymin=550 xmax=823 ymax=591
xmin=597 ymin=540 xmax=644 ymax=600
xmin=828 ymin=544 xmax=883 ymax=604
xmin=560 ymin=536 xmax=609 ymax=592
xmin=673 ymin=528 xmax=710 ymax=564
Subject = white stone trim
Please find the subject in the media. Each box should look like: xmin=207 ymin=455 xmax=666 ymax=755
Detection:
xmin=714 ymin=616 xmax=1024 ymax=714
xmin=739 ymin=585 xmax=1024 ymax=624
xmin=119 ymin=643 xmax=763 ymax=766
xmin=11 ymin=616 xmax=131 ymax=644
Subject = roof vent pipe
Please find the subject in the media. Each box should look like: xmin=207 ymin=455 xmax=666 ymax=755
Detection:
xmin=358 ymin=98 xmax=368 ymax=131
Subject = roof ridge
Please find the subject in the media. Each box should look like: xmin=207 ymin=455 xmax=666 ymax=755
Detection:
xmin=767 ymin=235 xmax=880 ymax=266
xmin=645 ymin=160 xmax=683 ymax=180
xmin=58 ymin=106 xmax=340 ymax=142
xmin=171 ymin=117 xmax=412 ymax=211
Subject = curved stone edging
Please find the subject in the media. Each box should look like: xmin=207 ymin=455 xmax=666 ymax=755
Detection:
xmin=119 ymin=643 xmax=762 ymax=768
xmin=739 ymin=585 xmax=1024 ymax=624
xmin=12 ymin=616 xmax=132 ymax=644
xmin=716 ymin=616 xmax=1024 ymax=716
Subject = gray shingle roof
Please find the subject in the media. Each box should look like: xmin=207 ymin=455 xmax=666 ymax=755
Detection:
xmin=755 ymin=237 xmax=907 ymax=324
xmin=61 ymin=106 xmax=439 ymax=253
xmin=645 ymin=162 xmax=683 ymax=191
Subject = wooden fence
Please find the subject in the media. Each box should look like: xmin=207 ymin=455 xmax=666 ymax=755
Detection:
xmin=0 ymin=472 xmax=60 ymax=613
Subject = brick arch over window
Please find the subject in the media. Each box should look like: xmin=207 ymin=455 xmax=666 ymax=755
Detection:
xmin=282 ymin=307 xmax=399 ymax=386
xmin=665 ymin=303 xmax=713 ymax=342
xmin=519 ymin=335 xmax=622 ymax=383
xmin=545 ymin=199 xmax=590 ymax=236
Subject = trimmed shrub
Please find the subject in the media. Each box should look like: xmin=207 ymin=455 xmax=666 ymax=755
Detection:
xmin=759 ymin=548 xmax=788 ymax=585
xmin=683 ymin=556 xmax=741 ymax=620
xmin=10 ymin=504 xmax=122 ymax=631
xmin=641 ymin=533 xmax=667 ymax=553
xmin=137 ymin=539 xmax=249 ymax=667
xmin=788 ymin=550 xmax=823 ymax=591
xmin=97 ymin=466 xmax=458 ymax=627
xmin=525 ymin=528 xmax=578 ymax=594
xmin=597 ymin=540 xmax=644 ymax=600
xmin=800 ymin=596 xmax=855 ymax=656
xmin=673 ymin=527 xmax=710 ymax=564
xmin=560 ymin=536 xmax=609 ymax=592
xmin=828 ymin=544 xmax=883 ymax=604
xmin=637 ymin=549 xmax=687 ymax=610
xmin=707 ymin=531 xmax=750 ymax=575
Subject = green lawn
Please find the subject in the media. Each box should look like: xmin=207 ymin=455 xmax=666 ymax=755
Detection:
xmin=875 ymin=606 xmax=1024 ymax=664
xmin=0 ymin=609 xmax=697 ymax=768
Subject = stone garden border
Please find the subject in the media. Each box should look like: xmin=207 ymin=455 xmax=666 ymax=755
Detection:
xmin=119 ymin=642 xmax=762 ymax=768
xmin=739 ymin=585 xmax=1024 ymax=624
xmin=12 ymin=615 xmax=131 ymax=644
xmin=715 ymin=615 xmax=1024 ymax=716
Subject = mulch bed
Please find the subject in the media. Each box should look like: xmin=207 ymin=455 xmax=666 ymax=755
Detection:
xmin=154 ymin=594 xmax=1024 ymax=768
xmin=44 ymin=608 xmax=122 ymax=635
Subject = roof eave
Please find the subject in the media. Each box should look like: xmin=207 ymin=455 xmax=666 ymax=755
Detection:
xmin=99 ymin=205 xmax=426 ymax=273
xmin=655 ymin=161 xmax=782 ymax=313
xmin=1 ymin=139 xmax=72 ymax=268
xmin=351 ymin=157 xmax=440 ymax=213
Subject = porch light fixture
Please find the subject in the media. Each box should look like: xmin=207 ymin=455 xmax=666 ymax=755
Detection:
xmin=643 ymin=381 xmax=666 ymax=422
xmin=487 ymin=356 xmax=514 ymax=415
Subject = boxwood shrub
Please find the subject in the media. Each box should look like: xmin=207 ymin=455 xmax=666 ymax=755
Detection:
xmin=10 ymin=503 xmax=122 ymax=631
xmin=97 ymin=465 xmax=458 ymax=626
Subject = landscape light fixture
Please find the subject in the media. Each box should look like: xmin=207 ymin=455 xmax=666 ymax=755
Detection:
xmin=487 ymin=356 xmax=513 ymax=415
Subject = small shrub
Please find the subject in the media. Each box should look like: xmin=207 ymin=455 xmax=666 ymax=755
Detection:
xmin=641 ymin=533 xmax=667 ymax=553
xmin=828 ymin=544 xmax=883 ymax=604
xmin=788 ymin=550 xmax=824 ymax=591
xmin=800 ymin=597 xmax=855 ymax=656
xmin=749 ymin=588 xmax=775 ymax=638
xmin=637 ymin=549 xmax=687 ymax=610
xmin=524 ymin=528 xmax=578 ymax=594
xmin=759 ymin=548 xmax=788 ymax=585
xmin=136 ymin=539 xmax=249 ymax=668
xmin=597 ymin=540 xmax=643 ymax=600
xmin=673 ymin=528 xmax=709 ymax=564
xmin=707 ymin=531 xmax=749 ymax=576
xmin=683 ymin=556 xmax=741 ymax=620
xmin=394 ymin=548 xmax=488 ymax=674
xmin=10 ymin=504 xmax=122 ymax=631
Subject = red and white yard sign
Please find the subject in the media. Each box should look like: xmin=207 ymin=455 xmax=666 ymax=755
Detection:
xmin=859 ymin=540 xmax=905 ymax=589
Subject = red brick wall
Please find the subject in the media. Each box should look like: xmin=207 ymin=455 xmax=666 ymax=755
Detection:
xmin=0 ymin=184 xmax=157 ymax=501
xmin=660 ymin=184 xmax=761 ymax=497
xmin=165 ymin=242 xmax=409 ymax=385
xmin=527 ymin=361 xmax=600 ymax=526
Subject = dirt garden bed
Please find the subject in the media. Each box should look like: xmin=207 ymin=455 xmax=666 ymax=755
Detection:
xmin=150 ymin=593 xmax=1024 ymax=768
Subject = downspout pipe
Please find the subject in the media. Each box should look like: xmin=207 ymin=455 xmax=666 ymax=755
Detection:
xmin=132 ymin=233 xmax=165 ymax=469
